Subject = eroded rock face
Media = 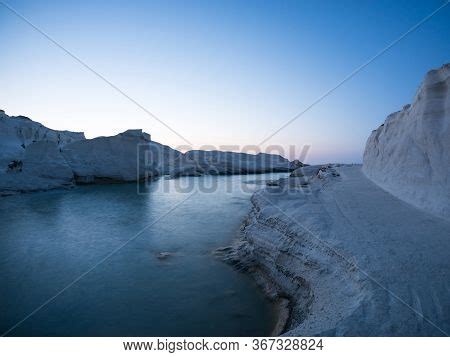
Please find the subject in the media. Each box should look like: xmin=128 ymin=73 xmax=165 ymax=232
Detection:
xmin=0 ymin=141 xmax=74 ymax=195
xmin=226 ymin=165 xmax=450 ymax=336
xmin=61 ymin=129 xmax=169 ymax=183
xmin=0 ymin=111 xmax=297 ymax=193
xmin=22 ymin=141 xmax=74 ymax=179
xmin=0 ymin=110 xmax=85 ymax=171
xmin=363 ymin=63 xmax=450 ymax=220
xmin=170 ymin=150 xmax=294 ymax=177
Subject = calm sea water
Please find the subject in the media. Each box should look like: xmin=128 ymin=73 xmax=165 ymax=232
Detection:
xmin=0 ymin=173 xmax=287 ymax=336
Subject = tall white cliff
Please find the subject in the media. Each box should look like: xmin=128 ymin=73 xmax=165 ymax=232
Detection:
xmin=363 ymin=63 xmax=450 ymax=220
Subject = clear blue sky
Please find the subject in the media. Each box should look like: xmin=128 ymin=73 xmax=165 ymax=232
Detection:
xmin=1 ymin=0 xmax=449 ymax=163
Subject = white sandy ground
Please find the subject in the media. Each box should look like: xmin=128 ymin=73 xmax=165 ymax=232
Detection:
xmin=221 ymin=164 xmax=450 ymax=336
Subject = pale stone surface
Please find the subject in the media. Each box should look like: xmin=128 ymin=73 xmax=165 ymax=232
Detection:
xmin=363 ymin=63 xmax=450 ymax=220
xmin=0 ymin=107 xmax=301 ymax=193
xmin=170 ymin=150 xmax=294 ymax=177
xmin=0 ymin=141 xmax=74 ymax=195
xmin=290 ymin=164 xmax=323 ymax=177
xmin=0 ymin=110 xmax=85 ymax=171
xmin=0 ymin=111 xmax=296 ymax=193
xmin=224 ymin=165 xmax=450 ymax=336
xmin=61 ymin=129 xmax=167 ymax=183
xmin=224 ymin=63 xmax=450 ymax=336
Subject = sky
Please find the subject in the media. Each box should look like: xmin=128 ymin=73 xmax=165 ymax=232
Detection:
xmin=1 ymin=0 xmax=449 ymax=163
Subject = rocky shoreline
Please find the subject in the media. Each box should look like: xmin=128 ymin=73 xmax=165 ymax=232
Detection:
xmin=218 ymin=165 xmax=368 ymax=336
xmin=219 ymin=63 xmax=450 ymax=336
xmin=221 ymin=164 xmax=450 ymax=336
xmin=0 ymin=111 xmax=300 ymax=196
xmin=2 ymin=62 xmax=449 ymax=336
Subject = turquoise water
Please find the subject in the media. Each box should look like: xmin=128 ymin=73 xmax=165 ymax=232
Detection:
xmin=0 ymin=173 xmax=287 ymax=336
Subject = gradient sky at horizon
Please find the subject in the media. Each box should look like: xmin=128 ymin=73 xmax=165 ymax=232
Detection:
xmin=1 ymin=0 xmax=449 ymax=163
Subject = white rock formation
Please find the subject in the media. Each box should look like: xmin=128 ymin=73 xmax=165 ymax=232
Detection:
xmin=224 ymin=165 xmax=450 ymax=336
xmin=0 ymin=111 xmax=297 ymax=193
xmin=0 ymin=110 xmax=85 ymax=171
xmin=223 ymin=64 xmax=450 ymax=336
xmin=61 ymin=129 xmax=175 ymax=183
xmin=290 ymin=164 xmax=324 ymax=178
xmin=170 ymin=150 xmax=294 ymax=177
xmin=363 ymin=63 xmax=450 ymax=220
xmin=0 ymin=141 xmax=74 ymax=195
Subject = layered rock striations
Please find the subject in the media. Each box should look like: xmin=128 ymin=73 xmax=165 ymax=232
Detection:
xmin=363 ymin=63 xmax=450 ymax=220
xmin=225 ymin=64 xmax=450 ymax=336
xmin=224 ymin=164 xmax=450 ymax=336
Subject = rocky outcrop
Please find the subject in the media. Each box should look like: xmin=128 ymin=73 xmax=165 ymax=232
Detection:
xmin=0 ymin=110 xmax=85 ymax=171
xmin=224 ymin=63 xmax=450 ymax=336
xmin=60 ymin=129 xmax=176 ymax=184
xmin=363 ymin=63 xmax=450 ymax=220
xmin=0 ymin=141 xmax=74 ymax=195
xmin=0 ymin=121 xmax=184 ymax=193
xmin=290 ymin=164 xmax=326 ymax=178
xmin=0 ymin=111 xmax=298 ymax=194
xmin=224 ymin=165 xmax=450 ymax=336
xmin=170 ymin=150 xmax=295 ymax=177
